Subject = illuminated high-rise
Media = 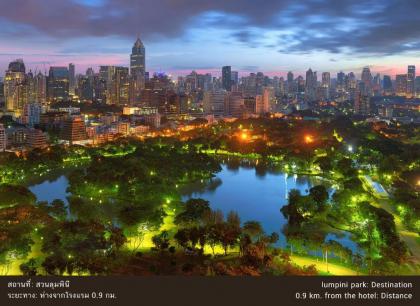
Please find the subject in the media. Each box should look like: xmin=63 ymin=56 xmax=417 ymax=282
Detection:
xmin=222 ymin=66 xmax=232 ymax=91
xmin=47 ymin=66 xmax=69 ymax=102
xmin=4 ymin=59 xmax=27 ymax=114
xmin=396 ymin=74 xmax=407 ymax=96
xmin=130 ymin=37 xmax=146 ymax=98
xmin=407 ymin=65 xmax=415 ymax=98
xmin=69 ymin=63 xmax=76 ymax=95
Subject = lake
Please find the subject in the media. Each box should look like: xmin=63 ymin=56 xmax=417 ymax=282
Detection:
xmin=28 ymin=162 xmax=360 ymax=254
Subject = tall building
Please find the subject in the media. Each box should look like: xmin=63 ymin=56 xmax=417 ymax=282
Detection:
xmin=112 ymin=67 xmax=130 ymax=105
xmin=396 ymin=74 xmax=407 ymax=96
xmin=48 ymin=67 xmax=69 ymax=102
xmin=407 ymin=65 xmax=415 ymax=98
xmin=0 ymin=124 xmax=6 ymax=151
xmin=287 ymin=71 xmax=294 ymax=95
xmin=226 ymin=91 xmax=244 ymax=117
xmin=99 ymin=65 xmax=116 ymax=104
xmin=361 ymin=67 xmax=373 ymax=96
xmin=60 ymin=116 xmax=87 ymax=144
xmin=4 ymin=59 xmax=27 ymax=115
xmin=222 ymin=66 xmax=232 ymax=91
xmin=305 ymin=68 xmax=317 ymax=102
xmin=415 ymin=76 xmax=420 ymax=97
xmin=22 ymin=103 xmax=42 ymax=126
xmin=321 ymin=72 xmax=330 ymax=99
xmin=256 ymin=88 xmax=270 ymax=114
xmin=354 ymin=92 xmax=370 ymax=115
xmin=231 ymin=71 xmax=239 ymax=87
xmin=34 ymin=72 xmax=47 ymax=105
xmin=130 ymin=37 xmax=146 ymax=98
xmin=383 ymin=75 xmax=393 ymax=95
xmin=69 ymin=63 xmax=76 ymax=95
xmin=203 ymin=91 xmax=226 ymax=117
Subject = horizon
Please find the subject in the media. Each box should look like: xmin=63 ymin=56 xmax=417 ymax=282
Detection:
xmin=1 ymin=0 xmax=420 ymax=78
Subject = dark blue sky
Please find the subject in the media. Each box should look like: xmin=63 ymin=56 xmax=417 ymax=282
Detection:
xmin=1 ymin=0 xmax=420 ymax=77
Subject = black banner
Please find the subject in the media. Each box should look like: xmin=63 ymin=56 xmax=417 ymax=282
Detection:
xmin=1 ymin=276 xmax=418 ymax=306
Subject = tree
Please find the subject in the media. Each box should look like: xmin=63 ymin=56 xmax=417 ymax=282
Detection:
xmin=309 ymin=185 xmax=329 ymax=212
xmin=175 ymin=198 xmax=211 ymax=226
xmin=152 ymin=231 xmax=170 ymax=252
xmin=243 ymin=221 xmax=264 ymax=243
xmin=226 ymin=211 xmax=241 ymax=230
xmin=49 ymin=199 xmax=67 ymax=220
xmin=20 ymin=258 xmax=38 ymax=276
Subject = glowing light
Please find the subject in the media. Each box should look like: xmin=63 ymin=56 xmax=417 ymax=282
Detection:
xmin=348 ymin=145 xmax=353 ymax=152
xmin=304 ymin=135 xmax=314 ymax=144
xmin=241 ymin=132 xmax=248 ymax=140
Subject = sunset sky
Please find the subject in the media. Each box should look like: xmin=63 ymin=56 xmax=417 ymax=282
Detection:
xmin=1 ymin=0 xmax=420 ymax=77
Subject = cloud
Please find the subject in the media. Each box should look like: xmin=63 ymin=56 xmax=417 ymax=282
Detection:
xmin=1 ymin=0 xmax=420 ymax=57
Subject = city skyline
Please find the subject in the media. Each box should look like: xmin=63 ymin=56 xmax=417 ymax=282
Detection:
xmin=2 ymin=0 xmax=420 ymax=77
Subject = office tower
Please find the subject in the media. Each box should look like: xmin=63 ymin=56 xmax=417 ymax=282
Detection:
xmin=69 ymin=63 xmax=76 ymax=95
xmin=48 ymin=67 xmax=69 ymax=102
xmin=78 ymin=76 xmax=94 ymax=101
xmin=203 ymin=91 xmax=226 ymax=117
xmin=321 ymin=72 xmax=330 ymax=99
xmin=34 ymin=72 xmax=47 ymax=105
xmin=383 ymin=75 xmax=392 ymax=95
xmin=60 ymin=116 xmax=87 ymax=144
xmin=226 ymin=91 xmax=244 ymax=117
xmin=415 ymin=76 xmax=420 ymax=97
xmin=305 ymin=68 xmax=317 ymax=102
xmin=361 ymin=67 xmax=373 ymax=95
xmin=99 ymin=65 xmax=116 ymax=104
xmin=336 ymin=71 xmax=345 ymax=92
xmin=130 ymin=37 xmax=146 ymax=99
xmin=0 ymin=124 xmax=6 ymax=151
xmin=395 ymin=74 xmax=407 ymax=96
xmin=231 ymin=71 xmax=239 ymax=86
xmin=255 ymin=72 xmax=264 ymax=94
xmin=354 ymin=92 xmax=370 ymax=115
xmin=22 ymin=103 xmax=42 ymax=126
xmin=407 ymin=65 xmax=415 ymax=98
xmin=112 ymin=67 xmax=130 ymax=105
xmin=254 ymin=88 xmax=271 ymax=115
xmin=287 ymin=71 xmax=294 ymax=95
xmin=4 ymin=59 xmax=27 ymax=114
xmin=26 ymin=128 xmax=47 ymax=149
xmin=222 ymin=66 xmax=232 ymax=91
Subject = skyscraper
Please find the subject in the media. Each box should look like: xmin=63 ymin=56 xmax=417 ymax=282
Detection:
xmin=396 ymin=74 xmax=407 ymax=96
xmin=383 ymin=75 xmax=392 ymax=95
xmin=407 ymin=65 xmax=415 ymax=98
xmin=222 ymin=66 xmax=232 ymax=91
xmin=321 ymin=72 xmax=330 ymax=99
xmin=203 ymin=90 xmax=226 ymax=117
xmin=48 ymin=67 xmax=69 ymax=102
xmin=354 ymin=92 xmax=370 ymax=115
xmin=305 ymin=68 xmax=317 ymax=102
xmin=130 ymin=37 xmax=146 ymax=97
xmin=69 ymin=63 xmax=76 ymax=95
xmin=4 ymin=59 xmax=27 ymax=114
xmin=361 ymin=67 xmax=373 ymax=96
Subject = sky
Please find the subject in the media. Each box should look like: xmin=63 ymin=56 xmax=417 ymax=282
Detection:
xmin=1 ymin=0 xmax=420 ymax=78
